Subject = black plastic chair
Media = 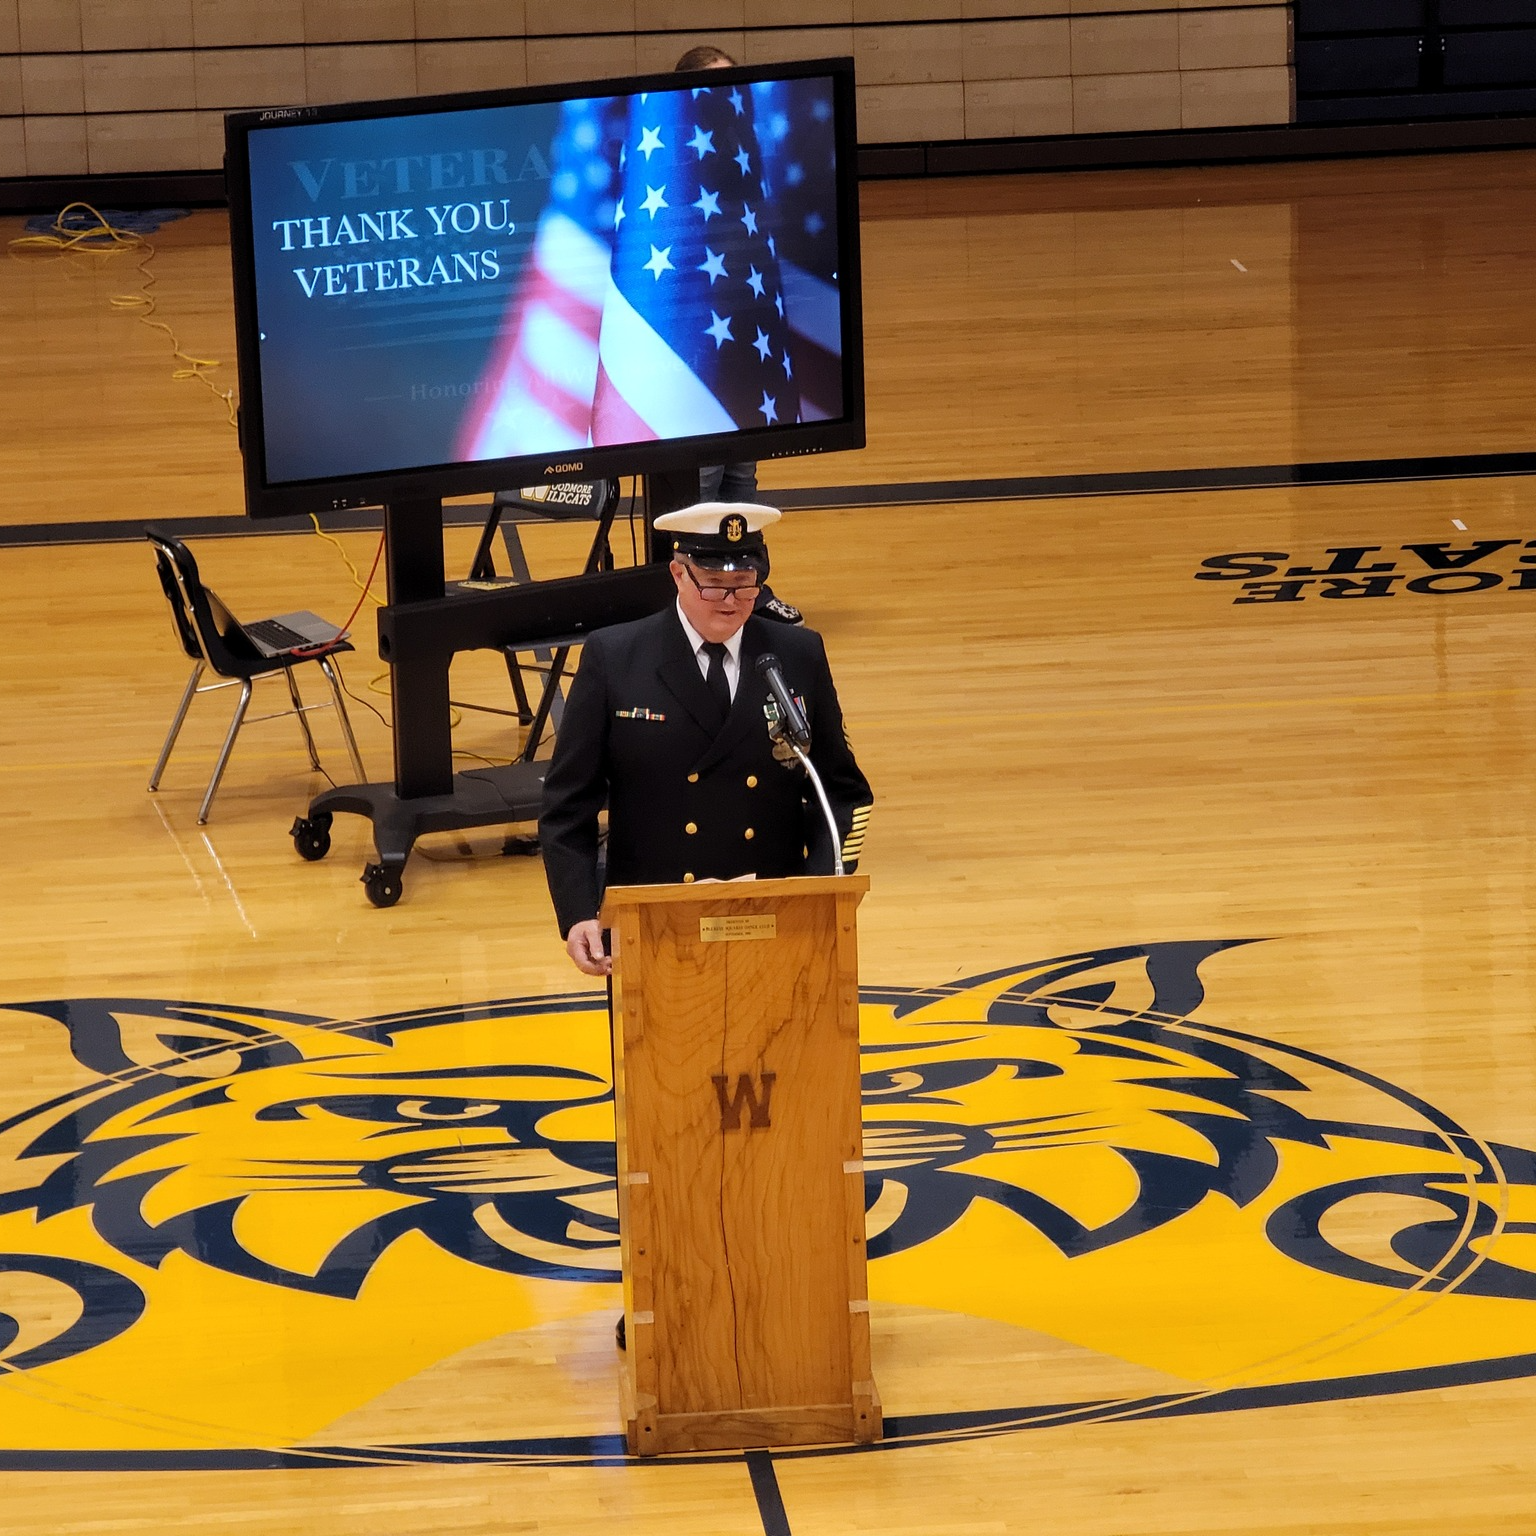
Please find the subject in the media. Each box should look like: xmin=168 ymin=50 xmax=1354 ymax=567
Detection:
xmin=145 ymin=526 xmax=366 ymax=823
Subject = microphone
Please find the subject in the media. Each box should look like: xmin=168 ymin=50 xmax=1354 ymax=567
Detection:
xmin=756 ymin=652 xmax=842 ymax=875
xmin=755 ymin=653 xmax=811 ymax=749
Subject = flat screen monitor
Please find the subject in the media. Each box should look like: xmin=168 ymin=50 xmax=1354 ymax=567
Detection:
xmin=224 ymin=57 xmax=864 ymax=519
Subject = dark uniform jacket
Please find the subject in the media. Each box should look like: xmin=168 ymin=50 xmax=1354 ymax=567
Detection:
xmin=539 ymin=605 xmax=873 ymax=938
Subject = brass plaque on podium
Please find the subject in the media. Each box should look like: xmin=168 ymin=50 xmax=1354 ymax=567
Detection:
xmin=699 ymin=914 xmax=777 ymax=943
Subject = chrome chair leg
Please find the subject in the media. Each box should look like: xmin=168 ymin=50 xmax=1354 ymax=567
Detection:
xmin=319 ymin=655 xmax=367 ymax=785
xmin=149 ymin=660 xmax=205 ymax=791
xmin=199 ymin=679 xmax=253 ymax=824
xmin=285 ymin=667 xmax=323 ymax=771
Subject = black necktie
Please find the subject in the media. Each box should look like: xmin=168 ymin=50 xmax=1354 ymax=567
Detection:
xmin=702 ymin=641 xmax=731 ymax=720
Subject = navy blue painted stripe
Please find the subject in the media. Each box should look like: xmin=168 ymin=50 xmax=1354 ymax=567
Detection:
xmin=746 ymin=1449 xmax=794 ymax=1536
xmin=768 ymin=450 xmax=1536 ymax=509
xmin=4 ymin=1342 xmax=1536 ymax=1471
xmin=5 ymin=450 xmax=1536 ymax=549
xmin=0 ymin=503 xmax=494 ymax=550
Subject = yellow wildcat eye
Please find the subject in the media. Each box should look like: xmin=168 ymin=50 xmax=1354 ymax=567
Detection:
xmin=396 ymin=1099 xmax=499 ymax=1121
xmin=866 ymin=1071 xmax=925 ymax=1096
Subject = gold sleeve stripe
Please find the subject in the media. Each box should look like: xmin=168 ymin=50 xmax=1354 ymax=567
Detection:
xmin=843 ymin=804 xmax=872 ymax=859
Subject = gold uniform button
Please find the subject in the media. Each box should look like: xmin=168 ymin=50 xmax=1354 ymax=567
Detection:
xmin=685 ymin=821 xmax=698 ymax=835
xmin=683 ymin=872 xmax=695 ymax=883
xmin=744 ymin=828 xmax=755 ymax=840
xmin=746 ymin=775 xmax=758 ymax=788
xmin=687 ymin=772 xmax=699 ymax=783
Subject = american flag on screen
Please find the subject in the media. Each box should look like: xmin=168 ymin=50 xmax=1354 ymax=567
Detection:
xmin=459 ymin=82 xmax=835 ymax=460
xmin=591 ymin=83 xmax=801 ymax=443
xmin=750 ymin=80 xmax=844 ymax=422
xmin=456 ymin=97 xmax=623 ymax=460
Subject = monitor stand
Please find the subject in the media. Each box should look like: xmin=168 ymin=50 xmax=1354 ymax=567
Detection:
xmin=287 ymin=498 xmax=546 ymax=906
xmin=291 ymin=480 xmax=692 ymax=908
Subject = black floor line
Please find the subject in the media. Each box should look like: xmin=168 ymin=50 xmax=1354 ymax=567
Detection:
xmin=771 ymin=448 xmax=1536 ymax=510
xmin=0 ymin=501 xmax=496 ymax=549
xmin=4 ymin=449 xmax=1535 ymax=549
xmin=745 ymin=1449 xmax=793 ymax=1536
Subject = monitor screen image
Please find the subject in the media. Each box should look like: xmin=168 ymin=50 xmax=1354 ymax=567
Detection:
xmin=225 ymin=58 xmax=864 ymax=518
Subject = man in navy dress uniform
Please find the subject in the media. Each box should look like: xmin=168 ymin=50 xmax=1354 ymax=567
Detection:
xmin=539 ymin=502 xmax=873 ymax=975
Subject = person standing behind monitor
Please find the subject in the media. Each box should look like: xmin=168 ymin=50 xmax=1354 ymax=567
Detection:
xmin=675 ymin=44 xmax=803 ymax=626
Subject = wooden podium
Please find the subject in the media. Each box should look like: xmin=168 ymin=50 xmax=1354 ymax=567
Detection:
xmin=600 ymin=874 xmax=881 ymax=1456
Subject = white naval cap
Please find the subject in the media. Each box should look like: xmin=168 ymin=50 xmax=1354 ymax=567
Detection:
xmin=654 ymin=501 xmax=780 ymax=573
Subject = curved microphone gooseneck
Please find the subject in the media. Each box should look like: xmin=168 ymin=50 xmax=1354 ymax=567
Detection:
xmin=756 ymin=653 xmax=843 ymax=878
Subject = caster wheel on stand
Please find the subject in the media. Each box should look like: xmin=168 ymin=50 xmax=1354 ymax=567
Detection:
xmin=290 ymin=813 xmax=333 ymax=861
xmin=361 ymin=861 xmax=403 ymax=907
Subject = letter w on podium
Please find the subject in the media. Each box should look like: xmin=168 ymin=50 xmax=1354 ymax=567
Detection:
xmin=712 ymin=1071 xmax=777 ymax=1131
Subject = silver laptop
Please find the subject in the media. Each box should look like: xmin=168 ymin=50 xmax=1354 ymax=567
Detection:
xmin=242 ymin=610 xmax=347 ymax=658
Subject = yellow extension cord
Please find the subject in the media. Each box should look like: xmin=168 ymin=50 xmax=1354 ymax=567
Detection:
xmin=8 ymin=203 xmax=518 ymax=754
xmin=10 ymin=201 xmax=236 ymax=426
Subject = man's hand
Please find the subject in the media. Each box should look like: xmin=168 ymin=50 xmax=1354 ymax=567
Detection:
xmin=565 ymin=919 xmax=611 ymax=977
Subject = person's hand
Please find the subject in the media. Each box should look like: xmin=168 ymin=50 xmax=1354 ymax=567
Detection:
xmin=565 ymin=919 xmax=611 ymax=977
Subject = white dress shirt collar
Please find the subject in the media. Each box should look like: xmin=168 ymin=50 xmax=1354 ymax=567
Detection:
xmin=675 ymin=601 xmax=745 ymax=667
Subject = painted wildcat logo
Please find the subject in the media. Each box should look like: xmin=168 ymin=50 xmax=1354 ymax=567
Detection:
xmin=7 ymin=942 xmax=1308 ymax=1299
xmin=3 ymin=941 xmax=1536 ymax=1464
xmin=6 ymin=997 xmax=622 ymax=1296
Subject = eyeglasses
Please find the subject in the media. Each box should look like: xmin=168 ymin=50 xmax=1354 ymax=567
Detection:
xmin=682 ymin=564 xmax=760 ymax=603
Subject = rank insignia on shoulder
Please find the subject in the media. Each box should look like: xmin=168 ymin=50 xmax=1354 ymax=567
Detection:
xmin=615 ymin=708 xmax=666 ymax=722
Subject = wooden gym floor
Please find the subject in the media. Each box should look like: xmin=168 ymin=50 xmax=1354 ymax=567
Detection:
xmin=3 ymin=149 xmax=1536 ymax=1533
